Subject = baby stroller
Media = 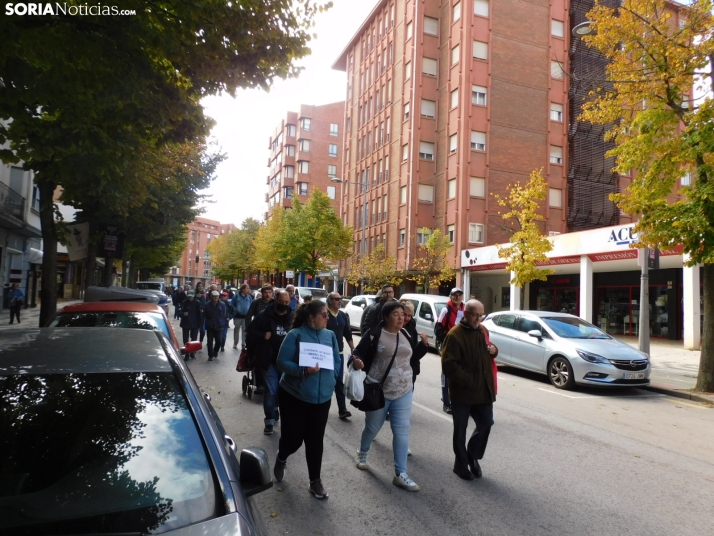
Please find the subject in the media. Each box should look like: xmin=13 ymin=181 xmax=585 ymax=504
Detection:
xmin=237 ymin=347 xmax=264 ymax=400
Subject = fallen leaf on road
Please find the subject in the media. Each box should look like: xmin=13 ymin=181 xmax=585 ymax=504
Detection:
xmin=271 ymin=512 xmax=278 ymax=518
xmin=277 ymin=487 xmax=283 ymax=492
xmin=612 ymin=412 xmax=618 ymax=415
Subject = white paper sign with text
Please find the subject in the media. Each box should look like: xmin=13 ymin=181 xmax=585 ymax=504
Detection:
xmin=298 ymin=342 xmax=334 ymax=370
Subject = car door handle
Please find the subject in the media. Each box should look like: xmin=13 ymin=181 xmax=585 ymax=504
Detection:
xmin=203 ymin=392 xmax=211 ymax=402
xmin=224 ymin=435 xmax=237 ymax=453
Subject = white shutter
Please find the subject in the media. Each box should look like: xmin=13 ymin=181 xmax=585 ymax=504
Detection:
xmin=424 ymin=16 xmax=438 ymax=35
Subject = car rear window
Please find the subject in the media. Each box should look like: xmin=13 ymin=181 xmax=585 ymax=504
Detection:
xmin=0 ymin=372 xmax=219 ymax=534
xmin=299 ymin=288 xmax=328 ymax=299
xmin=50 ymin=311 xmax=171 ymax=341
xmin=136 ymin=283 xmax=163 ymax=291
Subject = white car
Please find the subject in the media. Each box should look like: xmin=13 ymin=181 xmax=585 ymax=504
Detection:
xmin=344 ymin=295 xmax=376 ymax=332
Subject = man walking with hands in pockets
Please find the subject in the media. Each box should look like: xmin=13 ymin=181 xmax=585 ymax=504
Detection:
xmin=441 ymin=299 xmax=498 ymax=481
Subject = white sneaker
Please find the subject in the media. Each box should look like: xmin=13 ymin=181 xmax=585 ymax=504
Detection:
xmin=393 ymin=472 xmax=420 ymax=492
xmin=356 ymin=451 xmax=368 ymax=470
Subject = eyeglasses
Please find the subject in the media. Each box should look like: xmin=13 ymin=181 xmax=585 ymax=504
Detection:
xmin=318 ymin=312 xmax=329 ymax=318
xmin=382 ymin=290 xmax=394 ymax=295
xmin=329 ymin=297 xmax=342 ymax=301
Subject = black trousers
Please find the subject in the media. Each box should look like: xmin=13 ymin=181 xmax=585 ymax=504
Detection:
xmin=206 ymin=328 xmax=222 ymax=358
xmin=182 ymin=327 xmax=198 ymax=346
xmin=9 ymin=306 xmax=21 ymax=323
xmin=452 ymin=402 xmax=493 ymax=472
xmin=277 ymin=386 xmax=331 ymax=482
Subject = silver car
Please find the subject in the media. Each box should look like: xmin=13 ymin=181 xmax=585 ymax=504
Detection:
xmin=482 ymin=311 xmax=651 ymax=389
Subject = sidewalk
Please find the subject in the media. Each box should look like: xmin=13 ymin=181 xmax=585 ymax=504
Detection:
xmin=614 ymin=336 xmax=714 ymax=405
xmin=0 ymin=299 xmax=83 ymax=332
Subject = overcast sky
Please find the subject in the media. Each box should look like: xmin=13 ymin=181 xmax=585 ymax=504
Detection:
xmin=199 ymin=0 xmax=377 ymax=227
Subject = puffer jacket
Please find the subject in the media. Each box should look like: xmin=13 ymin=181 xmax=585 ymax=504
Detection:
xmin=277 ymin=325 xmax=340 ymax=405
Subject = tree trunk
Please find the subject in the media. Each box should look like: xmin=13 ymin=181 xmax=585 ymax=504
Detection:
xmin=38 ymin=179 xmax=58 ymax=327
xmin=128 ymin=254 xmax=138 ymax=288
xmin=696 ymin=264 xmax=714 ymax=391
xmin=103 ymin=257 xmax=113 ymax=286
xmin=84 ymin=219 xmax=98 ymax=289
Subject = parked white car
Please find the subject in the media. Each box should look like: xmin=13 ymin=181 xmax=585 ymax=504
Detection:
xmin=344 ymin=295 xmax=376 ymax=332
xmin=399 ymin=293 xmax=449 ymax=350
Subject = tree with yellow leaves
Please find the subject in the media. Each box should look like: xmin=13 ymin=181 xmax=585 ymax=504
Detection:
xmin=580 ymin=0 xmax=714 ymax=391
xmin=253 ymin=207 xmax=287 ymax=279
xmin=492 ymin=169 xmax=554 ymax=288
xmin=346 ymin=243 xmax=403 ymax=293
xmin=408 ymin=229 xmax=455 ymax=294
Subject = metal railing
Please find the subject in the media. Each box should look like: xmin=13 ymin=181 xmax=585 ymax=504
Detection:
xmin=0 ymin=182 xmax=25 ymax=220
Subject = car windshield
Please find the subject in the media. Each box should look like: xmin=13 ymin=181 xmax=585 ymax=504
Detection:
xmin=300 ymin=288 xmax=328 ymax=299
xmin=0 ymin=372 xmax=218 ymax=534
xmin=542 ymin=316 xmax=611 ymax=339
xmin=136 ymin=283 xmax=163 ymax=291
xmin=50 ymin=312 xmax=171 ymax=340
xmin=433 ymin=302 xmax=448 ymax=316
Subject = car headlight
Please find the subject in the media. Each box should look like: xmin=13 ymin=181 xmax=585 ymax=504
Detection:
xmin=576 ymin=349 xmax=609 ymax=364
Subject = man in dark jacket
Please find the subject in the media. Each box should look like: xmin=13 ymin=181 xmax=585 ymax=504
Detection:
xmin=204 ymin=290 xmax=227 ymax=362
xmin=441 ymin=299 xmax=498 ymax=481
xmin=326 ymin=292 xmax=355 ymax=420
xmin=436 ymin=287 xmax=466 ymax=414
xmin=361 ymin=284 xmax=395 ymax=334
xmin=248 ymin=290 xmax=294 ymax=435
xmin=179 ymin=290 xmax=202 ymax=360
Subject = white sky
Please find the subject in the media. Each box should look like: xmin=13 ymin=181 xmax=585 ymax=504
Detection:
xmin=199 ymin=0 xmax=377 ymax=227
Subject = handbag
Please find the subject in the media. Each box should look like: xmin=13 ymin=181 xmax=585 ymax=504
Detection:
xmin=236 ymin=348 xmax=249 ymax=372
xmin=354 ymin=333 xmax=400 ymax=412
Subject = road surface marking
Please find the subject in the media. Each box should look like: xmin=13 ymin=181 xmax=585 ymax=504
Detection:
xmin=537 ymin=388 xmax=597 ymax=399
xmin=412 ymin=401 xmax=453 ymax=423
xmin=662 ymin=398 xmax=709 ymax=410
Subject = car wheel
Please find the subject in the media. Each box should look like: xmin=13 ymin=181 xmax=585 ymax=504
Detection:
xmin=549 ymin=356 xmax=575 ymax=390
xmin=242 ymin=376 xmax=249 ymax=395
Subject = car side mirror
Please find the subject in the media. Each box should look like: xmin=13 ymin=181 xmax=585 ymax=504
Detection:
xmin=240 ymin=447 xmax=273 ymax=497
xmin=182 ymin=341 xmax=202 ymax=355
xmin=424 ymin=313 xmax=432 ymax=321
xmin=361 ymin=304 xmax=366 ymax=309
xmin=527 ymin=329 xmax=543 ymax=340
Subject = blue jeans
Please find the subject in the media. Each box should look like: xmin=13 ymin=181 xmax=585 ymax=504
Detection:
xmin=359 ymin=389 xmax=413 ymax=475
xmin=221 ymin=324 xmax=229 ymax=347
xmin=262 ymin=364 xmax=281 ymax=426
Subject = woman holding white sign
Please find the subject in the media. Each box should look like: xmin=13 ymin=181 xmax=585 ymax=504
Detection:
xmin=274 ymin=300 xmax=341 ymax=500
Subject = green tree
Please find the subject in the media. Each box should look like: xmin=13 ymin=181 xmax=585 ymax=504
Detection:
xmin=346 ymin=243 xmax=403 ymax=293
xmin=279 ymin=189 xmax=353 ymax=278
xmin=492 ymin=169 xmax=555 ymax=288
xmin=579 ymin=0 xmax=714 ymax=391
xmin=0 ymin=0 xmax=330 ymax=325
xmin=207 ymin=218 xmax=261 ymax=282
xmin=408 ymin=228 xmax=455 ymax=293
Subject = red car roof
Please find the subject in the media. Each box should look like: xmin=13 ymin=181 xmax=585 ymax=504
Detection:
xmin=58 ymin=302 xmax=167 ymax=314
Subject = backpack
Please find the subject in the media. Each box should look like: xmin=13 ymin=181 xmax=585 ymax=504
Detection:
xmin=434 ymin=303 xmax=453 ymax=345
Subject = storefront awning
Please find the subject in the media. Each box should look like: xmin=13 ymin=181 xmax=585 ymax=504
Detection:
xmin=28 ymin=248 xmax=43 ymax=264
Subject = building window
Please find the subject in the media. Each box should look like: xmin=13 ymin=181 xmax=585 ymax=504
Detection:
xmin=297 ymin=182 xmax=308 ymax=195
xmin=329 ymin=144 xmax=338 ymax=157
xmin=31 ymin=185 xmax=41 ymax=212
xmin=298 ymin=160 xmax=309 ymax=173
xmin=472 ymin=85 xmax=487 ymax=106
xmin=474 ymin=0 xmax=489 ymax=17
xmin=551 ymin=60 xmax=564 ymax=79
xmin=473 ymin=41 xmax=488 ymax=60
xmin=448 ymin=179 xmax=457 ymax=199
xmin=400 ymin=186 xmax=407 ymax=204
xmin=405 ymin=60 xmax=412 ymax=79
xmin=681 ymin=172 xmax=692 ymax=186
xmin=404 ymin=102 xmax=410 ymax=120
xmin=551 ymin=19 xmax=564 ymax=38
xmin=287 ymin=124 xmax=296 ymax=137
xmin=406 ymin=21 xmax=413 ymax=40
xmin=550 ymin=103 xmax=563 ymax=122
xmin=421 ymin=99 xmax=436 ymax=118
xmin=402 ymin=144 xmax=409 ymax=161
xmin=471 ymin=131 xmax=486 ymax=151
xmin=447 ymin=224 xmax=455 ymax=243
xmin=285 ymin=165 xmax=294 ymax=178
xmin=424 ymin=16 xmax=438 ymax=35
xmin=449 ymin=134 xmax=457 ymax=153
xmin=470 ymin=177 xmax=485 ymax=197
xmin=284 ymin=186 xmax=294 ymax=199
xmin=417 ymin=229 xmax=430 ymax=244
xmin=423 ymin=57 xmax=437 ymax=76
xmin=330 ymin=123 xmax=339 ymax=136
xmin=286 ymin=145 xmax=295 ymax=157
xmin=328 ymin=165 xmax=337 ymax=177
xmin=451 ymin=44 xmax=460 ymax=65
xmin=453 ymin=1 xmax=461 ymax=22
xmin=299 ymin=139 xmax=310 ymax=152
xmin=550 ymin=145 xmax=563 ymax=165
xmin=469 ymin=223 xmax=484 ymax=243
xmin=418 ymin=184 xmax=434 ymax=202
xmin=419 ymin=141 xmax=435 ymax=161
xmin=399 ymin=229 xmax=406 ymax=246
xmin=300 ymin=117 xmax=311 ymax=131
xmin=549 ymin=188 xmax=562 ymax=207
xmin=451 ymin=88 xmax=459 ymax=108
xmin=327 ymin=186 xmax=336 ymax=199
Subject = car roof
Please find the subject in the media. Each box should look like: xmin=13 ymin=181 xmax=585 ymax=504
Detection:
xmin=0 ymin=328 xmax=173 ymax=375
xmin=57 ymin=302 xmax=167 ymax=314
xmin=488 ymin=310 xmax=575 ymax=318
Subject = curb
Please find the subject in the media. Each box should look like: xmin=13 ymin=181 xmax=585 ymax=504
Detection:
xmin=642 ymin=384 xmax=714 ymax=405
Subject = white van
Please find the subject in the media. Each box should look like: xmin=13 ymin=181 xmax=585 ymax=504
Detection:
xmin=398 ymin=293 xmax=450 ymax=350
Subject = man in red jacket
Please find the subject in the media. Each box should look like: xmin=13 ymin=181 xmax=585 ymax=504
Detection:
xmin=436 ymin=288 xmax=465 ymax=414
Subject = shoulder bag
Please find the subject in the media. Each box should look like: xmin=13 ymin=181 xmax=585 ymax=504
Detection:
xmin=354 ymin=333 xmax=399 ymax=412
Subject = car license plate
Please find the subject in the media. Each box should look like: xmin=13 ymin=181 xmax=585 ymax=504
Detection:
xmin=624 ymin=372 xmax=645 ymax=380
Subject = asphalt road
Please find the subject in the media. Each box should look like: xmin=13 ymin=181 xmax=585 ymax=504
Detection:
xmin=177 ymin=318 xmax=714 ymax=536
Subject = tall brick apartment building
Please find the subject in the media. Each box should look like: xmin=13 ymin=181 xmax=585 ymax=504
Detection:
xmin=333 ymin=0 xmax=627 ymax=293
xmin=265 ymin=102 xmax=345 ymax=219
xmin=167 ymin=217 xmax=237 ymax=288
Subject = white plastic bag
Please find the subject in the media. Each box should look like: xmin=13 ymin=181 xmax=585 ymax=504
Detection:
xmin=345 ymin=363 xmax=366 ymax=401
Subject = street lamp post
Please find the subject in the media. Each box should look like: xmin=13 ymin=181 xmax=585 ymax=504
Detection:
xmin=331 ymin=176 xmax=368 ymax=291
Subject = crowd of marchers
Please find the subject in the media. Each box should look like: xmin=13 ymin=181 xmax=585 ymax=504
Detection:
xmin=169 ymin=282 xmax=499 ymax=498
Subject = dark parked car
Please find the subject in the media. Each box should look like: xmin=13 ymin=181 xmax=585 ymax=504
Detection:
xmin=0 ymin=328 xmax=271 ymax=535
